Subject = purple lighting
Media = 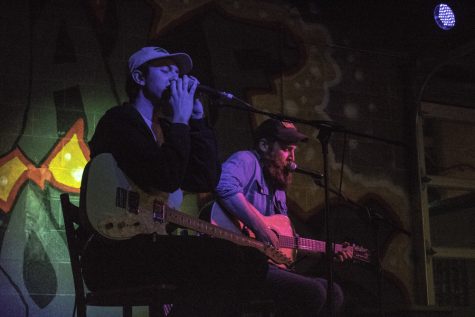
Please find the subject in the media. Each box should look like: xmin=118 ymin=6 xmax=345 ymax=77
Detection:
xmin=434 ymin=3 xmax=456 ymax=30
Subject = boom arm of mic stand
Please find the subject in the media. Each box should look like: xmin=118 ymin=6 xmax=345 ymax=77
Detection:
xmin=218 ymin=97 xmax=407 ymax=148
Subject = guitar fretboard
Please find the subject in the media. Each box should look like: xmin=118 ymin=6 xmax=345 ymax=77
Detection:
xmin=278 ymin=235 xmax=369 ymax=262
xmin=165 ymin=208 xmax=265 ymax=250
xmin=279 ymin=235 xmax=331 ymax=253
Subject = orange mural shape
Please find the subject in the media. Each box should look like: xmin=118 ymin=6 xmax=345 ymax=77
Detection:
xmin=0 ymin=118 xmax=90 ymax=213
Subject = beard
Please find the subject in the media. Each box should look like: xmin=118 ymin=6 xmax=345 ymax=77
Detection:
xmin=262 ymin=151 xmax=293 ymax=190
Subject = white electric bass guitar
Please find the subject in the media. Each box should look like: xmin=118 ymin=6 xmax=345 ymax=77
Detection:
xmin=84 ymin=153 xmax=293 ymax=267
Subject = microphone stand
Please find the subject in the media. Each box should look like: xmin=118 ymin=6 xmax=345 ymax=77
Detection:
xmin=318 ymin=125 xmax=336 ymax=317
xmin=210 ymin=94 xmax=408 ymax=317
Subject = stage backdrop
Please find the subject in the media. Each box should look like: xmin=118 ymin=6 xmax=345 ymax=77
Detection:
xmin=1 ymin=1 xmax=414 ymax=316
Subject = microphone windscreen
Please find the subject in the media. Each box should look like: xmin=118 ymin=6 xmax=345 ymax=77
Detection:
xmin=286 ymin=161 xmax=298 ymax=172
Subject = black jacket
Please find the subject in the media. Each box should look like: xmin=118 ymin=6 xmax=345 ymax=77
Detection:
xmin=88 ymin=104 xmax=220 ymax=193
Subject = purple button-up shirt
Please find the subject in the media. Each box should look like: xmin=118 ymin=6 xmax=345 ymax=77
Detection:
xmin=215 ymin=150 xmax=288 ymax=216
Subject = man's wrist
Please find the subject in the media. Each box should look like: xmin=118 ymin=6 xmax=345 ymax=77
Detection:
xmin=191 ymin=113 xmax=204 ymax=120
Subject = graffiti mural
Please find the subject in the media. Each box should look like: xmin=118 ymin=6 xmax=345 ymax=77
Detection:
xmin=0 ymin=119 xmax=89 ymax=213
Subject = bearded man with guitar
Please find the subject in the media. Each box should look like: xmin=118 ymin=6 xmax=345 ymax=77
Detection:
xmin=213 ymin=119 xmax=356 ymax=316
xmin=79 ymin=47 xmax=268 ymax=317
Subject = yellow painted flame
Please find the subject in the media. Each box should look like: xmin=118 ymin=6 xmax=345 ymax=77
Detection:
xmin=0 ymin=157 xmax=28 ymax=201
xmin=48 ymin=134 xmax=88 ymax=189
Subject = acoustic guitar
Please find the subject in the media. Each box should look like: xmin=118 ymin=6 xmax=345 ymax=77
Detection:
xmin=208 ymin=201 xmax=371 ymax=265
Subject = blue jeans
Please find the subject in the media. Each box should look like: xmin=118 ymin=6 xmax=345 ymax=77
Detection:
xmin=266 ymin=264 xmax=344 ymax=317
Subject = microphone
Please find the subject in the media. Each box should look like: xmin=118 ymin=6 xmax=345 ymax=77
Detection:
xmin=286 ymin=162 xmax=323 ymax=179
xmin=197 ymin=84 xmax=234 ymax=100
